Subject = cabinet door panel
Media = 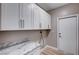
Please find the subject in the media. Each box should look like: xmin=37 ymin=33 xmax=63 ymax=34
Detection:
xmin=1 ymin=3 xmax=19 ymax=30
xmin=33 ymin=4 xmax=40 ymax=29
xmin=23 ymin=3 xmax=33 ymax=29
xmin=40 ymin=8 xmax=51 ymax=29
xmin=40 ymin=8 xmax=47 ymax=29
xmin=48 ymin=14 xmax=51 ymax=28
xmin=45 ymin=12 xmax=51 ymax=29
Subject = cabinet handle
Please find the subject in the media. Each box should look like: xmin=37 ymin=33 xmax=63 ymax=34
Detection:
xmin=19 ymin=19 xmax=24 ymax=28
xmin=21 ymin=20 xmax=23 ymax=28
xmin=48 ymin=25 xmax=49 ymax=28
xmin=23 ymin=20 xmax=24 ymax=28
xmin=21 ymin=20 xmax=24 ymax=28
xmin=19 ymin=20 xmax=21 ymax=28
xmin=20 ymin=20 xmax=22 ymax=28
xmin=18 ymin=20 xmax=20 ymax=28
xmin=39 ymin=22 xmax=41 ymax=28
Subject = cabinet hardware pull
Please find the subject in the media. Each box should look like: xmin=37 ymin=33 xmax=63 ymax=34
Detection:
xmin=19 ymin=20 xmax=21 ymax=28
xmin=23 ymin=20 xmax=24 ymax=28
xmin=39 ymin=22 xmax=41 ymax=28
xmin=20 ymin=20 xmax=22 ymax=28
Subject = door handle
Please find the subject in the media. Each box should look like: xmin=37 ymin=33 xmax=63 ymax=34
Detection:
xmin=59 ymin=33 xmax=61 ymax=37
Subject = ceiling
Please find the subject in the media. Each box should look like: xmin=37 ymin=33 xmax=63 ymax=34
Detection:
xmin=37 ymin=3 xmax=68 ymax=11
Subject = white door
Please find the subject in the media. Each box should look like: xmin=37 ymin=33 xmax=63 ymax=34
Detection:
xmin=1 ymin=3 xmax=19 ymax=30
xmin=58 ymin=16 xmax=77 ymax=55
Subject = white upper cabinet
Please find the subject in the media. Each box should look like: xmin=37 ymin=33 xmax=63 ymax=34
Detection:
xmin=1 ymin=3 xmax=19 ymax=30
xmin=40 ymin=8 xmax=46 ymax=29
xmin=32 ymin=4 xmax=40 ymax=29
xmin=44 ymin=12 xmax=51 ymax=29
xmin=20 ymin=3 xmax=51 ymax=30
xmin=23 ymin=3 xmax=33 ymax=29
xmin=1 ymin=3 xmax=51 ymax=30
xmin=39 ymin=7 xmax=51 ymax=29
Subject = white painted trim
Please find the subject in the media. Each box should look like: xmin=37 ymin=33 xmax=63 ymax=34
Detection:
xmin=76 ymin=14 xmax=79 ymax=55
xmin=57 ymin=14 xmax=79 ymax=55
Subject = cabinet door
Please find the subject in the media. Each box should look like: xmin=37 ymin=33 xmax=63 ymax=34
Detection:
xmin=33 ymin=4 xmax=40 ymax=29
xmin=45 ymin=12 xmax=51 ymax=29
xmin=40 ymin=8 xmax=48 ymax=29
xmin=1 ymin=3 xmax=19 ymax=30
xmin=23 ymin=3 xmax=33 ymax=29
xmin=40 ymin=8 xmax=51 ymax=29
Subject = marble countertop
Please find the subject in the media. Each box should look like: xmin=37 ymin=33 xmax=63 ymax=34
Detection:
xmin=0 ymin=41 xmax=40 ymax=55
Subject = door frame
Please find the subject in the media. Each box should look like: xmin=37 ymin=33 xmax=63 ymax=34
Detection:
xmin=57 ymin=14 xmax=79 ymax=55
